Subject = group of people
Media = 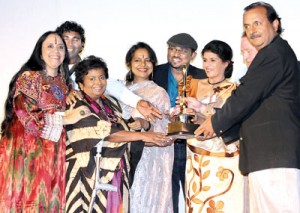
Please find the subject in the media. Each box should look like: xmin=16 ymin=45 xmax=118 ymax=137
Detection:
xmin=0 ymin=1 xmax=299 ymax=213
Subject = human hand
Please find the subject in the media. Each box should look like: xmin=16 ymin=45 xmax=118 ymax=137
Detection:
xmin=175 ymin=96 xmax=186 ymax=107
xmin=186 ymin=97 xmax=203 ymax=113
xmin=136 ymin=100 xmax=162 ymax=123
xmin=191 ymin=113 xmax=206 ymax=124
xmin=184 ymin=108 xmax=196 ymax=116
xmin=141 ymin=132 xmax=174 ymax=147
xmin=128 ymin=117 xmax=143 ymax=131
xmin=66 ymin=89 xmax=83 ymax=105
xmin=63 ymin=103 xmax=91 ymax=125
xmin=167 ymin=107 xmax=180 ymax=122
xmin=194 ymin=116 xmax=216 ymax=139
xmin=172 ymin=96 xmax=186 ymax=115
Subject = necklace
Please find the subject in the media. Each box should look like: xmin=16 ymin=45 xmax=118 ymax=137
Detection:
xmin=86 ymin=93 xmax=119 ymax=124
xmin=99 ymin=98 xmax=119 ymax=124
xmin=208 ymin=78 xmax=226 ymax=85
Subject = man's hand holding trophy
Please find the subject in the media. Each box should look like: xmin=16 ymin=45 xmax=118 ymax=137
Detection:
xmin=168 ymin=65 xmax=200 ymax=139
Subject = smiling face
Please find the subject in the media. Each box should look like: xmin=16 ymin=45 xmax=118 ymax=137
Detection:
xmin=202 ymin=51 xmax=228 ymax=83
xmin=243 ymin=7 xmax=278 ymax=50
xmin=79 ymin=68 xmax=107 ymax=101
xmin=62 ymin=31 xmax=83 ymax=64
xmin=41 ymin=33 xmax=65 ymax=74
xmin=167 ymin=45 xmax=196 ymax=71
xmin=130 ymin=48 xmax=153 ymax=83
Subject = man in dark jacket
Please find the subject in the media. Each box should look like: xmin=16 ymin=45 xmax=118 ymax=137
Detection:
xmin=196 ymin=2 xmax=300 ymax=212
xmin=154 ymin=33 xmax=206 ymax=213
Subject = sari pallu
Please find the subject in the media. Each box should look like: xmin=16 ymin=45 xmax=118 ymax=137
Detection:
xmin=121 ymin=80 xmax=174 ymax=213
xmin=180 ymin=78 xmax=247 ymax=213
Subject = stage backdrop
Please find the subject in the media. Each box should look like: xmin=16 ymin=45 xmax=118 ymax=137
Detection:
xmin=0 ymin=0 xmax=299 ymax=124
xmin=1 ymin=0 xmax=299 ymax=211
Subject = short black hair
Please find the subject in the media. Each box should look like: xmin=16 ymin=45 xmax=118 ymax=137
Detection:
xmin=56 ymin=21 xmax=86 ymax=51
xmin=74 ymin=55 xmax=109 ymax=85
xmin=244 ymin=1 xmax=283 ymax=34
xmin=201 ymin=40 xmax=234 ymax=78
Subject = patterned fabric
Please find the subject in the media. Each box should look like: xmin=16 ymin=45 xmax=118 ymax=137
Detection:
xmin=65 ymin=94 xmax=130 ymax=213
xmin=41 ymin=113 xmax=63 ymax=142
xmin=183 ymin=79 xmax=247 ymax=212
xmin=121 ymin=80 xmax=174 ymax=213
xmin=0 ymin=71 xmax=68 ymax=212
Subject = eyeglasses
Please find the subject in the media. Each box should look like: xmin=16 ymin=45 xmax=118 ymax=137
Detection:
xmin=168 ymin=46 xmax=190 ymax=55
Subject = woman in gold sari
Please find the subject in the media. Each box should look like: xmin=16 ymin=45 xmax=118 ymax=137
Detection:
xmin=181 ymin=40 xmax=246 ymax=212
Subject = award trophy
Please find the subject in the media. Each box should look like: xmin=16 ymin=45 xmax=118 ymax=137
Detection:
xmin=168 ymin=65 xmax=200 ymax=139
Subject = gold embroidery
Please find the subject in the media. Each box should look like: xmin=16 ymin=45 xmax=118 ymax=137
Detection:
xmin=188 ymin=144 xmax=240 ymax=157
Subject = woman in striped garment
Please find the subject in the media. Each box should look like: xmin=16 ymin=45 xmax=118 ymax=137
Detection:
xmin=65 ymin=55 xmax=170 ymax=213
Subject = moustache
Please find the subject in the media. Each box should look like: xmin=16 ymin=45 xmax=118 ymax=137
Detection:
xmin=249 ymin=33 xmax=260 ymax=39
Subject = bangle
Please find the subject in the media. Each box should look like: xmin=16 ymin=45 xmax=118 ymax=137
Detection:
xmin=143 ymin=121 xmax=151 ymax=132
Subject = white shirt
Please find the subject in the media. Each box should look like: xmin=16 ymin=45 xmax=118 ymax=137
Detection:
xmin=106 ymin=78 xmax=141 ymax=108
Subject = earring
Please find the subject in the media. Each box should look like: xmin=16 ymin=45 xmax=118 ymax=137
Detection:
xmin=151 ymin=72 xmax=153 ymax=80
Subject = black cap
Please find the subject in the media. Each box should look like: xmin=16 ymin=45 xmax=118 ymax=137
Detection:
xmin=167 ymin=33 xmax=198 ymax=51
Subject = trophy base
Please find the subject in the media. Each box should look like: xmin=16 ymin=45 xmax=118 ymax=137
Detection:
xmin=168 ymin=121 xmax=199 ymax=139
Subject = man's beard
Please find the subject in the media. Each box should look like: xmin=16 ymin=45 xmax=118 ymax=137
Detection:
xmin=169 ymin=62 xmax=184 ymax=71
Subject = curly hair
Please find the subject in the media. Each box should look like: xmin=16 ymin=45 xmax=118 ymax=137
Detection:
xmin=74 ymin=55 xmax=109 ymax=86
xmin=56 ymin=21 xmax=86 ymax=52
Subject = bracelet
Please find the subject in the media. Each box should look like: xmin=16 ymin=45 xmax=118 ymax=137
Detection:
xmin=143 ymin=121 xmax=151 ymax=132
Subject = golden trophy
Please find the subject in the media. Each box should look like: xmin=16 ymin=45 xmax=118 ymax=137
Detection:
xmin=168 ymin=65 xmax=200 ymax=139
